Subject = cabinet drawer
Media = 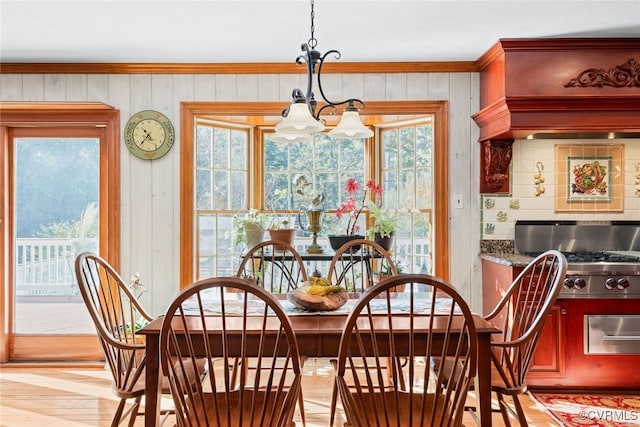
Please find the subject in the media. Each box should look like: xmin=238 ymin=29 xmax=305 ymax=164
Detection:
xmin=585 ymin=315 xmax=640 ymax=354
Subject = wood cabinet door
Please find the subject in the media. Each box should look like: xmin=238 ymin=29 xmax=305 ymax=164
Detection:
xmin=528 ymin=303 xmax=566 ymax=379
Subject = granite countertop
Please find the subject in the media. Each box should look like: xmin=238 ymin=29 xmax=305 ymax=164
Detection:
xmin=479 ymin=253 xmax=534 ymax=267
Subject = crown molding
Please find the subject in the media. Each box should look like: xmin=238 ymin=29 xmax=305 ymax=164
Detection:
xmin=0 ymin=61 xmax=478 ymax=75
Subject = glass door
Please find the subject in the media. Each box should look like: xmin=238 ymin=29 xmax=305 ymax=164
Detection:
xmin=8 ymin=128 xmax=103 ymax=360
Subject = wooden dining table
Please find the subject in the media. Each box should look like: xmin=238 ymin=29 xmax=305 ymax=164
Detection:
xmin=139 ymin=299 xmax=500 ymax=427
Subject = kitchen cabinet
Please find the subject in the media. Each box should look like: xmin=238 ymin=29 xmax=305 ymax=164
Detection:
xmin=481 ymin=258 xmax=565 ymax=385
xmin=473 ymin=39 xmax=640 ymax=193
xmin=482 ymin=256 xmax=640 ymax=389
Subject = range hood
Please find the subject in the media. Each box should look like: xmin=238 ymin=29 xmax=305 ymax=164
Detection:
xmin=472 ymin=38 xmax=640 ymax=193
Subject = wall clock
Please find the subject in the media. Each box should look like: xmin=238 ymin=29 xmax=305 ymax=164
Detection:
xmin=124 ymin=110 xmax=175 ymax=160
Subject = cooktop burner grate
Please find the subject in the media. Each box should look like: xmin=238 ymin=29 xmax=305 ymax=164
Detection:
xmin=564 ymin=252 xmax=640 ymax=263
xmin=523 ymin=251 xmax=640 ymax=264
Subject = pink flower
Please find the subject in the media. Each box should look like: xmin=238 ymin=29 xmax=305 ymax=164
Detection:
xmin=335 ymin=179 xmax=383 ymax=235
xmin=345 ymin=178 xmax=360 ymax=195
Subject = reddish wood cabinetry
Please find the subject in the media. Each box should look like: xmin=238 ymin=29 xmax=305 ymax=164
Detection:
xmin=481 ymin=259 xmax=565 ymax=386
xmin=482 ymin=257 xmax=640 ymax=389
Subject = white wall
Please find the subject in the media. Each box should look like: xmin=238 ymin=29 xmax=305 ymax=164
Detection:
xmin=1 ymin=71 xmax=482 ymax=314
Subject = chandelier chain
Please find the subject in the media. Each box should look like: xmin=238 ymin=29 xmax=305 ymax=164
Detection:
xmin=308 ymin=0 xmax=317 ymax=49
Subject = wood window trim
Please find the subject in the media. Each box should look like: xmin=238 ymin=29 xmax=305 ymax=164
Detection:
xmin=180 ymin=101 xmax=449 ymax=288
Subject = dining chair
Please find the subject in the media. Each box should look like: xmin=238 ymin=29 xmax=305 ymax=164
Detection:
xmin=159 ymin=276 xmax=303 ymax=427
xmin=484 ymin=249 xmax=567 ymax=426
xmin=327 ymin=238 xmax=400 ymax=426
xmin=75 ymin=252 xmax=206 ymax=427
xmin=236 ymin=239 xmax=308 ymax=425
xmin=236 ymin=239 xmax=308 ymax=293
xmin=333 ymin=273 xmax=478 ymax=427
xmin=434 ymin=250 xmax=567 ymax=426
xmin=327 ymin=238 xmax=397 ymax=293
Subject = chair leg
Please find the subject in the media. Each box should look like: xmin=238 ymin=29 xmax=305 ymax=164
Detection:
xmin=111 ymin=398 xmax=127 ymax=427
xmin=329 ymin=359 xmax=339 ymax=427
xmin=298 ymin=390 xmax=306 ymax=427
xmin=511 ymin=394 xmax=529 ymax=427
xmin=329 ymin=379 xmax=342 ymax=427
xmin=126 ymin=396 xmax=142 ymax=427
xmin=496 ymin=392 xmax=513 ymax=427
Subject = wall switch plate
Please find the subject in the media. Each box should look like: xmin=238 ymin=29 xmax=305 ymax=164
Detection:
xmin=454 ymin=194 xmax=463 ymax=208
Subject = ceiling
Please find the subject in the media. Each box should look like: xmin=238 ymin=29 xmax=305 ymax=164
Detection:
xmin=1 ymin=1 xmax=639 ymax=64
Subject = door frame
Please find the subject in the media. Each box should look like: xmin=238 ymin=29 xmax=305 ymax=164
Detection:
xmin=0 ymin=102 xmax=120 ymax=362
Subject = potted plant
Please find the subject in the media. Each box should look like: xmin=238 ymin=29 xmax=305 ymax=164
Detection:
xmin=267 ymin=217 xmax=296 ymax=250
xmin=372 ymin=257 xmax=407 ymax=291
xmin=230 ymin=209 xmax=267 ymax=249
xmin=366 ymin=200 xmax=398 ymax=250
xmin=329 ymin=178 xmax=382 ymax=251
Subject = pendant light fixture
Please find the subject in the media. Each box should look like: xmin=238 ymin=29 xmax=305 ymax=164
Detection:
xmin=274 ymin=0 xmax=373 ymax=140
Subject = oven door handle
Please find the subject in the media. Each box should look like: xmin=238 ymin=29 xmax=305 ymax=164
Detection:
xmin=601 ymin=335 xmax=640 ymax=341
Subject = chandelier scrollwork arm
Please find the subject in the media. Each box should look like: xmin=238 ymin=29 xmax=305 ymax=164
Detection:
xmin=275 ymin=0 xmax=372 ymax=139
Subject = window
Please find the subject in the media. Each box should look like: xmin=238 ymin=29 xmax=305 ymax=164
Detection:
xmin=379 ymin=120 xmax=434 ymax=275
xmin=180 ymin=101 xmax=449 ymax=287
xmin=194 ymin=120 xmax=251 ymax=278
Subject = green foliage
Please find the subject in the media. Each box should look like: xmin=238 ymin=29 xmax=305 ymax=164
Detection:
xmin=366 ymin=200 xmax=398 ymax=239
xmin=379 ymin=258 xmax=407 ymax=275
xmin=36 ymin=202 xmax=98 ymax=239
xmin=16 ymin=137 xmax=99 ymax=238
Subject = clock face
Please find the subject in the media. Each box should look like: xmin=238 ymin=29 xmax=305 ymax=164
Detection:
xmin=124 ymin=110 xmax=174 ymax=160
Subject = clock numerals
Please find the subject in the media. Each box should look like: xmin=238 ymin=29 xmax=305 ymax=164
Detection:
xmin=133 ymin=119 xmax=165 ymax=151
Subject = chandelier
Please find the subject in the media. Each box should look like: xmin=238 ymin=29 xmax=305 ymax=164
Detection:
xmin=273 ymin=0 xmax=373 ymax=142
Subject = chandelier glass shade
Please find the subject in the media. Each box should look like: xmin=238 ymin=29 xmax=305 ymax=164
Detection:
xmin=274 ymin=0 xmax=370 ymax=141
xmin=328 ymin=104 xmax=374 ymax=139
xmin=275 ymin=99 xmax=325 ymax=134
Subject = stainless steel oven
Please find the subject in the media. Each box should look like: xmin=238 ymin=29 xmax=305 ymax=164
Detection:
xmin=515 ymin=220 xmax=640 ymax=357
xmin=585 ymin=315 xmax=640 ymax=354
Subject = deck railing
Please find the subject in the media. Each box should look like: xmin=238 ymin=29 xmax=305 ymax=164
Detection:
xmin=15 ymin=238 xmax=97 ymax=296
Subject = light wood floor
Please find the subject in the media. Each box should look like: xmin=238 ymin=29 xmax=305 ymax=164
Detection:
xmin=0 ymin=358 xmax=560 ymax=427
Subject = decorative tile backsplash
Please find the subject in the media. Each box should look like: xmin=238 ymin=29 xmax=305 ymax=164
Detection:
xmin=480 ymin=139 xmax=640 ymax=240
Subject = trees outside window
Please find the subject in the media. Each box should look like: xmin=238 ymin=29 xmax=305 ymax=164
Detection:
xmin=192 ymin=117 xmax=434 ymax=281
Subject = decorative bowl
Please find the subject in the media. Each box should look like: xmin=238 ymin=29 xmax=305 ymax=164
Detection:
xmin=287 ymin=288 xmax=349 ymax=311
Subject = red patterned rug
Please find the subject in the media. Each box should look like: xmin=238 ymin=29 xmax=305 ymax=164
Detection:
xmin=531 ymin=393 xmax=640 ymax=426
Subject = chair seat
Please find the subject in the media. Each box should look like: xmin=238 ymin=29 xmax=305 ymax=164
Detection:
xmin=433 ymin=356 xmax=528 ymax=394
xmin=184 ymin=385 xmax=296 ymax=426
xmin=339 ymin=389 xmax=451 ymax=427
xmin=114 ymin=357 xmax=207 ymax=399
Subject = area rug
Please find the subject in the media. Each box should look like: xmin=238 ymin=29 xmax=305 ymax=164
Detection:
xmin=531 ymin=393 xmax=640 ymax=426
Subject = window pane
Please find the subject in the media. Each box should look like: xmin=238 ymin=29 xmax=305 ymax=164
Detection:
xmin=196 ymin=125 xmax=213 ymax=168
xmin=196 ymin=169 xmax=212 ymax=210
xmin=399 ymin=127 xmax=415 ymax=168
xmin=230 ymin=130 xmax=247 ymax=169
xmin=213 ymin=128 xmax=229 ymax=169
xmin=14 ymin=137 xmax=99 ymax=334
xmin=382 ymin=130 xmax=398 ymax=169
xmin=213 ymin=171 xmax=229 ymax=209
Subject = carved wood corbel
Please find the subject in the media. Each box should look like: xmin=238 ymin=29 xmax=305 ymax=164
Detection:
xmin=480 ymin=139 xmax=513 ymax=193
